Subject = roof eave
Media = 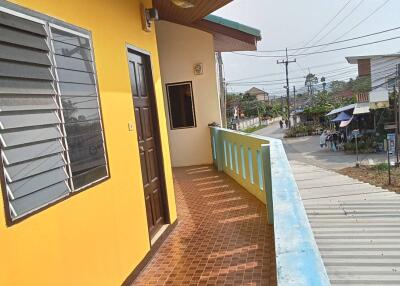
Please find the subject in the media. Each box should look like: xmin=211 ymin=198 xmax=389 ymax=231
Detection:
xmin=193 ymin=18 xmax=261 ymax=52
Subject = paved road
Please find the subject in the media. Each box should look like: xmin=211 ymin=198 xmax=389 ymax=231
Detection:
xmin=254 ymin=123 xmax=386 ymax=170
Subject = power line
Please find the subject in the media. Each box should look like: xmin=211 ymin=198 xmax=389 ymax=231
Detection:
xmin=228 ymin=60 xmax=347 ymax=82
xmin=334 ymin=0 xmax=391 ymax=41
xmin=228 ymin=71 xmax=358 ymax=87
xmin=231 ymin=65 xmax=396 ymax=87
xmin=291 ymin=0 xmax=353 ymax=55
xmin=297 ymin=0 xmax=366 ymax=56
xmin=256 ymin=26 xmax=400 ymax=53
xmin=232 ymin=36 xmax=400 ymax=58
xmin=305 ymin=0 xmax=392 ymax=57
xmin=229 ymin=61 xmax=399 ymax=86
xmin=228 ymin=67 xmax=357 ymax=85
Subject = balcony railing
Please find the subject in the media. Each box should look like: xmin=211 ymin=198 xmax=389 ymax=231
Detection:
xmin=209 ymin=127 xmax=330 ymax=286
xmin=209 ymin=126 xmax=273 ymax=223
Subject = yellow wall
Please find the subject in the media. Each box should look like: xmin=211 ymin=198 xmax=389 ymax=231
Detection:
xmin=156 ymin=21 xmax=222 ymax=167
xmin=0 ymin=1 xmax=177 ymax=285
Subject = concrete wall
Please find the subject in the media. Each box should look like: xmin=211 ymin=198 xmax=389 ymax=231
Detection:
xmin=0 ymin=1 xmax=177 ymax=285
xmin=156 ymin=20 xmax=221 ymax=167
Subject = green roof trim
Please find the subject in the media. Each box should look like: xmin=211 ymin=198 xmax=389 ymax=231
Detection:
xmin=204 ymin=14 xmax=261 ymax=39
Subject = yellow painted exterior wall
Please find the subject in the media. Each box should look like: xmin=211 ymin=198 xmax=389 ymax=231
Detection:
xmin=0 ymin=1 xmax=177 ymax=285
xmin=156 ymin=20 xmax=222 ymax=167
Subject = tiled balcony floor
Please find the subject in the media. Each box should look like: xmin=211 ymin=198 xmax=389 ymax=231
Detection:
xmin=132 ymin=165 xmax=276 ymax=286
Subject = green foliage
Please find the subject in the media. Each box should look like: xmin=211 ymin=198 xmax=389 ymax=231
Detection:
xmin=226 ymin=93 xmax=241 ymax=118
xmin=348 ymin=76 xmax=371 ymax=93
xmin=242 ymin=124 xmax=266 ymax=133
xmin=226 ymin=91 xmax=285 ymax=119
xmin=284 ymin=123 xmax=322 ymax=137
xmin=305 ymin=73 xmax=318 ymax=94
xmin=303 ymin=89 xmax=356 ymax=117
xmin=330 ymin=80 xmax=348 ymax=94
xmin=261 ymin=101 xmax=284 ymax=118
xmin=374 ymin=163 xmax=389 ymax=172
xmin=344 ymin=136 xmax=376 ymax=153
xmin=303 ymin=91 xmax=335 ymax=115
xmin=239 ymin=93 xmax=259 ymax=117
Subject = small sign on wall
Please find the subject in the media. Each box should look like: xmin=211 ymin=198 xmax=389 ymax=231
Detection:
xmin=193 ymin=63 xmax=203 ymax=75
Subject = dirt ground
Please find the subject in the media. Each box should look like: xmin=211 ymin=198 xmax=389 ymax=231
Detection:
xmin=338 ymin=165 xmax=400 ymax=193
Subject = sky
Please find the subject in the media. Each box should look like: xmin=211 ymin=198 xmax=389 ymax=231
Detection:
xmin=213 ymin=0 xmax=400 ymax=97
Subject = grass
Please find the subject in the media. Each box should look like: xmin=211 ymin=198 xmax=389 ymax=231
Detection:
xmin=374 ymin=162 xmax=389 ymax=171
xmin=242 ymin=124 xmax=266 ymax=133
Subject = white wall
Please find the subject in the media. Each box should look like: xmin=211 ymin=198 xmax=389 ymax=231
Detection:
xmin=370 ymin=56 xmax=400 ymax=105
xmin=156 ymin=21 xmax=221 ymax=167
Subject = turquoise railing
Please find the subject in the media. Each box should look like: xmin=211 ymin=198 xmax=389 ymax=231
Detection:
xmin=209 ymin=127 xmax=274 ymax=223
xmin=209 ymin=127 xmax=330 ymax=286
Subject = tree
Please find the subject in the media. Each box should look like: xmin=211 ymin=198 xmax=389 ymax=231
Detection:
xmin=349 ymin=76 xmax=371 ymax=93
xmin=305 ymin=73 xmax=318 ymax=95
xmin=226 ymin=93 xmax=241 ymax=119
xmin=303 ymin=90 xmax=356 ymax=123
xmin=330 ymin=80 xmax=348 ymax=94
xmin=321 ymin=76 xmax=326 ymax=92
xmin=239 ymin=93 xmax=258 ymax=117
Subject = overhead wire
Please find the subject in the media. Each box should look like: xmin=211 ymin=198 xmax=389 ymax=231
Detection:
xmin=289 ymin=0 xmax=353 ymax=55
xmin=293 ymin=0 xmax=365 ymax=56
xmin=232 ymin=36 xmax=400 ymax=58
xmin=334 ymin=0 xmax=392 ymax=42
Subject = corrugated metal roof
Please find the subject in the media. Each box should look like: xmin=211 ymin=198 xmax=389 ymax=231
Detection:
xmin=326 ymin=104 xmax=356 ymax=116
xmin=291 ymin=161 xmax=400 ymax=285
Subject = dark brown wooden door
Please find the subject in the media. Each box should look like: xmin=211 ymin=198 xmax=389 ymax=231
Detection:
xmin=128 ymin=51 xmax=166 ymax=238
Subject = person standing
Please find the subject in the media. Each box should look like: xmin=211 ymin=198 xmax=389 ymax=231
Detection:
xmin=319 ymin=131 xmax=327 ymax=148
xmin=279 ymin=120 xmax=283 ymax=129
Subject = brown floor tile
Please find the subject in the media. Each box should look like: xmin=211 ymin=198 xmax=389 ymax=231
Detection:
xmin=132 ymin=165 xmax=276 ymax=286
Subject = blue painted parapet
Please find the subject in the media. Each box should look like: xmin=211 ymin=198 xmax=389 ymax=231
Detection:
xmin=210 ymin=127 xmax=330 ymax=286
xmin=256 ymin=135 xmax=330 ymax=286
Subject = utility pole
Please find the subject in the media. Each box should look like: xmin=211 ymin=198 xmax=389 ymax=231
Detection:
xmin=217 ymin=52 xmax=227 ymax=128
xmin=293 ymin=86 xmax=296 ymax=127
xmin=277 ymin=48 xmax=296 ymax=128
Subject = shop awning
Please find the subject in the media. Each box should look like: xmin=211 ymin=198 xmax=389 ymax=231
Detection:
xmin=340 ymin=116 xmax=353 ymax=127
xmin=326 ymin=104 xmax=356 ymax=116
xmin=353 ymin=102 xmax=370 ymax=114
xmin=331 ymin=111 xmax=352 ymax=122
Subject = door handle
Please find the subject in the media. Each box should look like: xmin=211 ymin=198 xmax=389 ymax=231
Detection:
xmin=139 ymin=146 xmax=144 ymax=152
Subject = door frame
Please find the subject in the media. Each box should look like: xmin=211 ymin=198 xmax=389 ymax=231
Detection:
xmin=125 ymin=44 xmax=171 ymax=237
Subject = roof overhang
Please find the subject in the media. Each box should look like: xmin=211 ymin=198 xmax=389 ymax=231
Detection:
xmin=194 ymin=15 xmax=261 ymax=52
xmin=326 ymin=103 xmax=356 ymax=116
xmin=153 ymin=1 xmax=261 ymax=52
xmin=346 ymin=53 xmax=400 ymax=64
xmin=153 ymin=0 xmax=232 ymax=25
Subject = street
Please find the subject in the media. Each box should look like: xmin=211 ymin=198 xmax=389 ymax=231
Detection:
xmin=254 ymin=123 xmax=386 ymax=170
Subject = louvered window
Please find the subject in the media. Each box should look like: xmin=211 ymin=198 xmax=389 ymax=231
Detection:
xmin=0 ymin=8 xmax=108 ymax=223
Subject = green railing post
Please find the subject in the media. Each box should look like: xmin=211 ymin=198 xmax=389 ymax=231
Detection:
xmin=262 ymin=144 xmax=274 ymax=225
xmin=210 ymin=127 xmax=224 ymax=171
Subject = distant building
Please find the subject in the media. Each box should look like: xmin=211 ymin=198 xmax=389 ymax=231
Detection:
xmin=346 ymin=53 xmax=400 ymax=109
xmin=246 ymin=87 xmax=269 ymax=101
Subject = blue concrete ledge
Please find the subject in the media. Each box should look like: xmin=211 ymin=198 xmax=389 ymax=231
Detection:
xmin=251 ymin=134 xmax=330 ymax=286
